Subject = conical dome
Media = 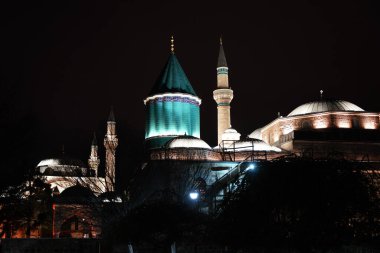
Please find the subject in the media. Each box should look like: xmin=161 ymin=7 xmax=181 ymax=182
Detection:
xmin=144 ymin=52 xmax=201 ymax=149
xmin=149 ymin=54 xmax=196 ymax=96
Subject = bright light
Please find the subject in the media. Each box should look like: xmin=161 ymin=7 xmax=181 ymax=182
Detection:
xmin=313 ymin=120 xmax=329 ymax=129
xmin=189 ymin=192 xmax=199 ymax=200
xmin=247 ymin=164 xmax=255 ymax=171
xmin=363 ymin=121 xmax=376 ymax=129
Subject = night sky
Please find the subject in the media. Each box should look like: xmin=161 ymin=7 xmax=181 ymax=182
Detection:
xmin=1 ymin=1 xmax=380 ymax=185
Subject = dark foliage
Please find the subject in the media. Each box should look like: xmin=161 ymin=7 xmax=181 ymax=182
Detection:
xmin=104 ymin=195 xmax=210 ymax=252
xmin=213 ymin=158 xmax=379 ymax=252
xmin=0 ymin=177 xmax=53 ymax=238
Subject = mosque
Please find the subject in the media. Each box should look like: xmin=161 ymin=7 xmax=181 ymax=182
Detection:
xmin=143 ymin=37 xmax=380 ymax=163
xmin=3 ymin=37 xmax=380 ymax=240
xmin=137 ymin=36 xmax=380 ymax=207
xmin=33 ymin=36 xmax=380 ymax=208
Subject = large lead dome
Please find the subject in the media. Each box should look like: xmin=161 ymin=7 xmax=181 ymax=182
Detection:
xmin=288 ymin=99 xmax=364 ymax=117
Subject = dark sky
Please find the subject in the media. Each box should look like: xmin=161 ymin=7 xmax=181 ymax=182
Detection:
xmin=1 ymin=0 xmax=380 ymax=183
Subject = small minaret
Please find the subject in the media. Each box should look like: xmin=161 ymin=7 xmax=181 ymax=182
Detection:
xmin=88 ymin=132 xmax=100 ymax=177
xmin=104 ymin=107 xmax=118 ymax=192
xmin=213 ymin=38 xmax=234 ymax=144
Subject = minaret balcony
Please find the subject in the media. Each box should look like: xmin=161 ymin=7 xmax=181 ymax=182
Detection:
xmin=213 ymin=89 xmax=234 ymax=104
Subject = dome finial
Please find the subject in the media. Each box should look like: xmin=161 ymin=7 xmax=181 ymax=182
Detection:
xmin=170 ymin=35 xmax=175 ymax=54
xmin=220 ymin=36 xmax=223 ymax=46
xmin=320 ymin=90 xmax=323 ymax=99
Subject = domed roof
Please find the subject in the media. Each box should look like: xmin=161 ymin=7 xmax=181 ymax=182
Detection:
xmin=56 ymin=184 xmax=97 ymax=204
xmin=249 ymin=128 xmax=262 ymax=140
xmin=288 ymin=99 xmax=364 ymax=117
xmin=37 ymin=156 xmax=86 ymax=168
xmin=222 ymin=128 xmax=241 ymax=142
xmin=148 ymin=54 xmax=197 ymax=96
xmin=36 ymin=155 xmax=88 ymax=176
xmin=165 ymin=135 xmax=211 ymax=149
xmin=224 ymin=128 xmax=238 ymax=134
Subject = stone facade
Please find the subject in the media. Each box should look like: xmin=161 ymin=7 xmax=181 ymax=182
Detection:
xmin=53 ymin=204 xmax=101 ymax=239
xmin=260 ymin=111 xmax=380 ymax=160
xmin=213 ymin=89 xmax=233 ymax=144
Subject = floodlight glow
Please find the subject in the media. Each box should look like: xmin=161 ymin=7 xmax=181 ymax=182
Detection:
xmin=247 ymin=164 xmax=255 ymax=171
xmin=189 ymin=192 xmax=199 ymax=200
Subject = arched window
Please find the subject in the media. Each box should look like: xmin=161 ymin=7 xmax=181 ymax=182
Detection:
xmin=302 ymin=120 xmax=312 ymax=129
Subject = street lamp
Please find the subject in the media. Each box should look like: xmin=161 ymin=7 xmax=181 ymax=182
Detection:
xmin=189 ymin=192 xmax=199 ymax=200
xmin=246 ymin=164 xmax=255 ymax=171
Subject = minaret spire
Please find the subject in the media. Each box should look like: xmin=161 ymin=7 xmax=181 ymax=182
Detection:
xmin=88 ymin=132 xmax=100 ymax=177
xmin=92 ymin=132 xmax=97 ymax=146
xmin=104 ymin=107 xmax=118 ymax=192
xmin=217 ymin=37 xmax=228 ymax=69
xmin=108 ymin=106 xmax=115 ymax=122
xmin=213 ymin=38 xmax=234 ymax=144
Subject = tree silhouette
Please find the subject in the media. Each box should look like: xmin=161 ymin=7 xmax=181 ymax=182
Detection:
xmin=0 ymin=176 xmax=52 ymax=238
xmin=214 ymin=158 xmax=379 ymax=252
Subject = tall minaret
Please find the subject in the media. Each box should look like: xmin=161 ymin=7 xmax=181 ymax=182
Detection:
xmin=104 ymin=107 xmax=118 ymax=192
xmin=88 ymin=132 xmax=100 ymax=177
xmin=213 ymin=38 xmax=234 ymax=144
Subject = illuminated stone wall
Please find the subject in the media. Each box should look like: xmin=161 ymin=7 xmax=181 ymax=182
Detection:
xmin=53 ymin=204 xmax=101 ymax=239
xmin=149 ymin=148 xmax=222 ymax=161
xmin=44 ymin=176 xmax=106 ymax=194
xmin=261 ymin=112 xmax=380 ymax=148
xmin=148 ymin=149 xmax=285 ymax=162
xmin=213 ymin=88 xmax=233 ymax=145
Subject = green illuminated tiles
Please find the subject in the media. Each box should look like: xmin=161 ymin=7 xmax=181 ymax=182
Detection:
xmin=145 ymin=95 xmax=200 ymax=139
xmin=217 ymin=67 xmax=228 ymax=74
xmin=144 ymin=54 xmax=201 ymax=148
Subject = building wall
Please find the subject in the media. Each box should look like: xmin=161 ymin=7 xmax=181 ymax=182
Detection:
xmin=44 ymin=176 xmax=106 ymax=194
xmin=261 ymin=112 xmax=380 ymax=149
xmin=53 ymin=204 xmax=101 ymax=239
xmin=149 ymin=149 xmax=222 ymax=161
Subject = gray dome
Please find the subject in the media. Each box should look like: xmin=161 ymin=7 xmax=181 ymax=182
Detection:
xmin=248 ymin=128 xmax=262 ymax=140
xmin=37 ymin=156 xmax=86 ymax=168
xmin=288 ymin=99 xmax=364 ymax=117
xmin=56 ymin=184 xmax=97 ymax=204
xmin=36 ymin=156 xmax=88 ymax=176
xmin=165 ymin=135 xmax=211 ymax=149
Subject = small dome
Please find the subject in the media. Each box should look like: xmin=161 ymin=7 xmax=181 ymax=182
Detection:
xmin=56 ymin=184 xmax=97 ymax=204
xmin=249 ymin=128 xmax=262 ymax=140
xmin=166 ymin=135 xmax=211 ymax=149
xmin=288 ymin=99 xmax=364 ymax=117
xmin=222 ymin=128 xmax=241 ymax=142
xmin=224 ymin=128 xmax=238 ymax=134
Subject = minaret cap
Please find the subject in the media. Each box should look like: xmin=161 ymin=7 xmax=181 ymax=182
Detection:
xmin=217 ymin=36 xmax=228 ymax=67
xmin=92 ymin=132 xmax=97 ymax=146
xmin=108 ymin=106 xmax=115 ymax=122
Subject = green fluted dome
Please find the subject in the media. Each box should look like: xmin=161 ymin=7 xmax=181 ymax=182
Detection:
xmin=149 ymin=54 xmax=196 ymax=96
